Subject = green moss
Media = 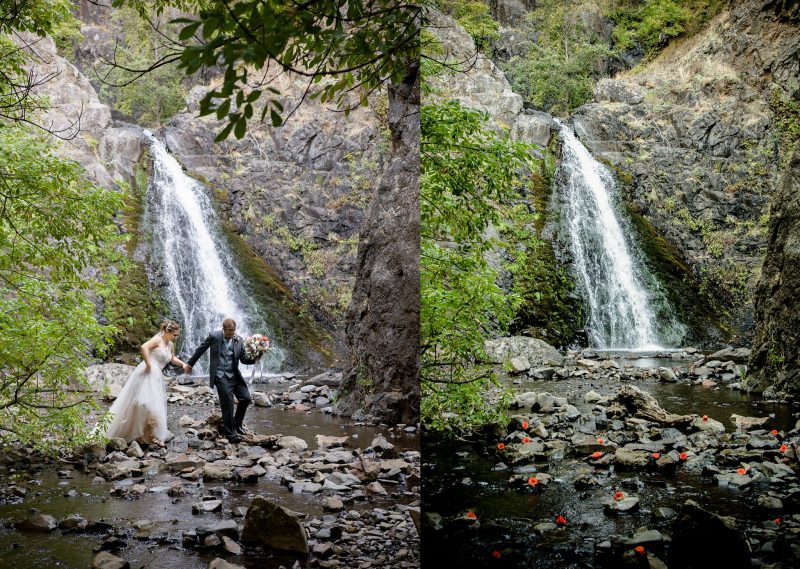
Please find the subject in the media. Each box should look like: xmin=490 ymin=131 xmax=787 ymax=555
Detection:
xmin=626 ymin=207 xmax=733 ymax=341
xmin=217 ymin=218 xmax=335 ymax=367
xmin=102 ymin=149 xmax=166 ymax=355
xmin=504 ymin=141 xmax=585 ymax=347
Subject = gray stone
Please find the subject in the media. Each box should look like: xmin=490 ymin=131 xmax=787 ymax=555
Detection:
xmin=17 ymin=513 xmax=57 ymax=532
xmin=92 ymin=552 xmax=130 ymax=569
xmin=484 ymin=336 xmax=563 ymax=366
xmin=240 ymin=496 xmax=308 ymax=554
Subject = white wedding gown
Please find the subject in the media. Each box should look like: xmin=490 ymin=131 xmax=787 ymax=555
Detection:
xmin=104 ymin=345 xmax=171 ymax=444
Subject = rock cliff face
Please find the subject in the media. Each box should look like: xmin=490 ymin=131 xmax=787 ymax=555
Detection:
xmin=160 ymin=82 xmax=387 ymax=363
xmin=569 ymin=1 xmax=800 ymax=345
xmin=23 ymin=4 xmax=393 ymax=370
xmin=335 ymin=64 xmax=421 ymax=424
xmin=744 ymin=151 xmax=800 ymax=396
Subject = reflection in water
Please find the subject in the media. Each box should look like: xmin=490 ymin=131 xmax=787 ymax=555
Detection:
xmin=422 ymin=381 xmax=793 ymax=568
xmin=0 ymin=403 xmax=419 ymax=569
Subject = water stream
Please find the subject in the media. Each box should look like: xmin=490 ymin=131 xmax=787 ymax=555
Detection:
xmin=555 ymin=123 xmax=684 ymax=350
xmin=144 ymin=133 xmax=286 ymax=372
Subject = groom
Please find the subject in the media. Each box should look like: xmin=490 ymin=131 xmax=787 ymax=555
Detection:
xmin=185 ymin=318 xmax=259 ymax=443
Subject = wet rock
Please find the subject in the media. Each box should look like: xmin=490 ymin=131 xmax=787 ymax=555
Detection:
xmin=369 ymin=435 xmax=397 ymax=457
xmin=316 ymin=435 xmax=349 ymax=448
xmin=484 ymin=336 xmax=564 ymax=366
xmin=240 ymin=495 xmax=309 ymax=555
xmin=730 ymin=414 xmax=771 ymax=430
xmin=203 ymin=464 xmax=234 ymax=481
xmin=221 ymin=536 xmax=242 ymax=555
xmin=692 ymin=416 xmax=725 ymax=433
xmin=192 ymin=500 xmax=223 ymax=514
xmin=534 ymin=522 xmax=558 ymax=534
xmin=208 ymin=558 xmax=245 ymax=569
xmin=197 ymin=520 xmax=239 ymax=541
xmin=17 ymin=513 xmax=57 ymax=532
xmin=313 ymin=542 xmax=335 ymax=558
xmin=670 ymin=499 xmax=750 ymax=569
xmin=252 ymin=392 xmax=272 ymax=407
xmin=106 ymin=438 xmax=128 ymax=452
xmin=125 ymin=441 xmax=144 ymax=458
xmin=614 ymin=447 xmax=651 ymax=469
xmin=367 ymin=481 xmax=389 ymax=495
xmin=658 ymin=367 xmax=676 ymax=382
xmin=276 ymin=436 xmax=308 ymax=452
xmin=605 ymin=495 xmax=640 ymax=514
xmin=92 ymin=552 xmax=129 ymax=569
xmin=323 ymin=497 xmax=344 ymax=512
xmin=757 ymin=495 xmax=783 ymax=510
xmin=204 ymin=534 xmax=222 ymax=547
xmin=59 ymin=514 xmax=88 ymax=531
xmin=584 ymin=390 xmax=603 ymax=403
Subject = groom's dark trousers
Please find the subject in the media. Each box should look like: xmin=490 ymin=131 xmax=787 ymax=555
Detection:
xmin=187 ymin=330 xmax=254 ymax=437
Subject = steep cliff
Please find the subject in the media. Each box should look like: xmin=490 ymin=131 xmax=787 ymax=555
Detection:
xmin=572 ymin=1 xmax=799 ymax=345
xmin=744 ymin=150 xmax=800 ymax=396
xmin=24 ymin=3 xmax=393 ymax=370
xmin=335 ymin=65 xmax=421 ymax=424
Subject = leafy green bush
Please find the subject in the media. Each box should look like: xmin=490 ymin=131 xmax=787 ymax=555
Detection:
xmin=421 ymin=100 xmax=535 ymax=434
xmin=0 ymin=126 xmax=123 ymax=449
xmin=98 ymin=8 xmax=187 ymax=127
xmin=435 ymin=0 xmax=500 ymax=52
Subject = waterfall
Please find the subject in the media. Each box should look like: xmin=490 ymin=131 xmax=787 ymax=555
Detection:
xmin=143 ymin=132 xmax=286 ymax=373
xmin=556 ymin=122 xmax=670 ymax=350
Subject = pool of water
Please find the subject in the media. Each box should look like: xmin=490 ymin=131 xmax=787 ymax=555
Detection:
xmin=421 ymin=380 xmax=796 ymax=568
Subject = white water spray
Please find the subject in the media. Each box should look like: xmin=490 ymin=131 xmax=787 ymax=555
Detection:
xmin=557 ymin=123 xmax=665 ymax=350
xmin=144 ymin=133 xmax=285 ymax=372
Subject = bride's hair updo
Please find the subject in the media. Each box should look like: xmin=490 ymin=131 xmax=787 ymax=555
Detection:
xmin=160 ymin=320 xmax=180 ymax=334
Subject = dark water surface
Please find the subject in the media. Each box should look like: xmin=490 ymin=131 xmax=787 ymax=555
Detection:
xmin=422 ymin=380 xmax=796 ymax=568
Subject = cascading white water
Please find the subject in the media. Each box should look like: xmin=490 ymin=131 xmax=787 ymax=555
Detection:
xmin=144 ymin=133 xmax=285 ymax=373
xmin=556 ymin=123 xmax=663 ymax=350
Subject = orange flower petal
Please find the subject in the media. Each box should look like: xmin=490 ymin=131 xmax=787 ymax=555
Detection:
xmin=635 ymin=545 xmax=646 ymax=555
xmin=702 ymin=415 xmax=708 ymax=421
xmin=780 ymin=444 xmax=788 ymax=453
xmin=497 ymin=443 xmax=505 ymax=450
xmin=466 ymin=511 xmax=477 ymax=520
xmin=555 ymin=515 xmax=567 ymax=527
xmin=591 ymin=451 xmax=603 ymax=459
xmin=522 ymin=421 xmax=529 ymax=429
xmin=679 ymin=452 xmax=688 ymax=460
xmin=774 ymin=518 xmax=781 ymax=525
xmin=651 ymin=452 xmax=660 ymax=460
xmin=613 ymin=491 xmax=624 ymax=501
xmin=523 ymin=437 xmax=530 ymax=444
xmin=597 ymin=438 xmax=604 ymax=445
xmin=528 ymin=477 xmax=539 ymax=487
xmin=737 ymin=467 xmax=747 ymax=475
xmin=771 ymin=429 xmax=779 ymax=436
xmin=492 ymin=550 xmax=501 ymax=559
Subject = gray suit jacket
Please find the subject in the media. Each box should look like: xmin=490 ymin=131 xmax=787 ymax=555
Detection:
xmin=187 ymin=330 xmax=256 ymax=388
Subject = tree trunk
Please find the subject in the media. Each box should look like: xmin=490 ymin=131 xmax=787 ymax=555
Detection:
xmin=334 ymin=61 xmax=420 ymax=424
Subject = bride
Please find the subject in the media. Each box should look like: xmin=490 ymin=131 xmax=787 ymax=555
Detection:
xmin=103 ymin=320 xmax=190 ymax=446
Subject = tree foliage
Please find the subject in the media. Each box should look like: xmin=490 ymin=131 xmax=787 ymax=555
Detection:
xmin=434 ymin=0 xmax=499 ymax=52
xmin=501 ymin=0 xmax=610 ymax=114
xmin=112 ymin=0 xmax=421 ymax=140
xmin=421 ymin=100 xmax=535 ymax=434
xmin=98 ymin=7 xmax=188 ymax=127
xmin=0 ymin=126 xmax=123 ymax=449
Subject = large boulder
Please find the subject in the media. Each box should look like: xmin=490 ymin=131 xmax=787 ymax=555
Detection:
xmin=85 ymin=364 xmax=136 ymax=399
xmin=240 ymin=496 xmax=308 ymax=555
xmin=669 ymin=500 xmax=750 ymax=569
xmin=483 ymin=336 xmax=564 ymax=366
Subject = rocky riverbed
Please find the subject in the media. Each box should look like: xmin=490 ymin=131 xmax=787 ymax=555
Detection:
xmin=0 ymin=367 xmax=420 ymax=569
xmin=423 ymin=339 xmax=800 ymax=568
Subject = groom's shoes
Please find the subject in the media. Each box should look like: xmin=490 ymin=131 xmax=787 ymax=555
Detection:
xmin=226 ymin=434 xmax=242 ymax=444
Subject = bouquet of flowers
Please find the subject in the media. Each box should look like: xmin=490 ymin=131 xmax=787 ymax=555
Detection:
xmin=244 ymin=334 xmax=271 ymax=360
